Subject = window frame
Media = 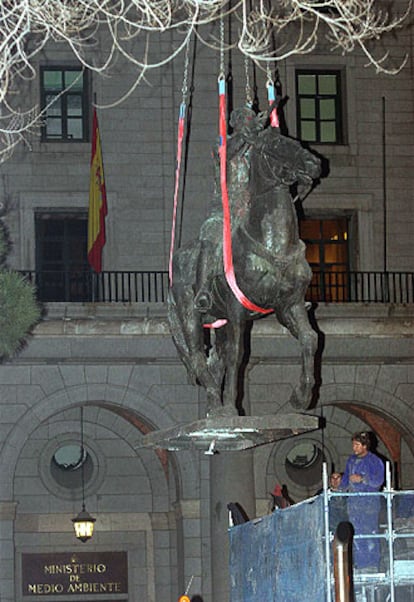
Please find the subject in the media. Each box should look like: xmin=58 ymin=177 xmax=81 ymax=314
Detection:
xmin=299 ymin=216 xmax=351 ymax=301
xmin=34 ymin=211 xmax=92 ymax=302
xmin=40 ymin=67 xmax=89 ymax=142
xmin=295 ymin=69 xmax=344 ymax=145
xmin=300 ymin=216 xmax=350 ymax=271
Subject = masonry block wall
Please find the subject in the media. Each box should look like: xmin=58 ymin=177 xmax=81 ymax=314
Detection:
xmin=0 ymin=14 xmax=412 ymax=602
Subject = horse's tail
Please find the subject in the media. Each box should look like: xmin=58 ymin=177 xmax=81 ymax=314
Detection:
xmin=167 ymin=289 xmax=188 ymax=355
xmin=167 ymin=289 xmax=198 ymax=385
xmin=170 ymin=240 xmax=200 ymax=286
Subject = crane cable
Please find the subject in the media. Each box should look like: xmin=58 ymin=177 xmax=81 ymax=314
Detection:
xmin=169 ymin=37 xmax=191 ymax=286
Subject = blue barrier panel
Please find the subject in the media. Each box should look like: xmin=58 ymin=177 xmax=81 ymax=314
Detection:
xmin=229 ymin=496 xmax=327 ymax=602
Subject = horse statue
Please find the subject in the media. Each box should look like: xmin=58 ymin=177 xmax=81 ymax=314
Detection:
xmin=168 ymin=108 xmax=321 ymax=417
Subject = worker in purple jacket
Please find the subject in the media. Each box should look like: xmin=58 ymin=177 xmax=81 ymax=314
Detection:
xmin=339 ymin=431 xmax=385 ymax=571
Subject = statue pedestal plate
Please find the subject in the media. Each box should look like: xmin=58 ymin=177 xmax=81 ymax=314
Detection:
xmin=141 ymin=413 xmax=319 ymax=453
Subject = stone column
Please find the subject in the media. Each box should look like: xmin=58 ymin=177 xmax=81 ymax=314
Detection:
xmin=210 ymin=449 xmax=255 ymax=601
xmin=174 ymin=499 xmax=203 ymax=596
xmin=0 ymin=502 xmax=17 ymax=602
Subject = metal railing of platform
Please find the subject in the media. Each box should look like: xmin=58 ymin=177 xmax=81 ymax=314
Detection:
xmin=323 ymin=462 xmax=414 ymax=602
xmin=228 ymin=463 xmax=414 ymax=602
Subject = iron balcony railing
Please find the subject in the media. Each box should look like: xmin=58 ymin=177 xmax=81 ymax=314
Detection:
xmin=18 ymin=270 xmax=414 ymax=304
xmin=19 ymin=270 xmax=169 ymax=304
xmin=307 ymin=270 xmax=414 ymax=304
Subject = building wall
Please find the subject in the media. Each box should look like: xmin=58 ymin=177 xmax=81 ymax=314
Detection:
xmin=0 ymin=13 xmax=413 ymax=602
xmin=2 ymin=22 xmax=413 ymax=274
xmin=0 ymin=303 xmax=412 ymax=601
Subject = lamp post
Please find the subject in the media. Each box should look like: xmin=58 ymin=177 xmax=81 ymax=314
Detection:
xmin=72 ymin=407 xmax=96 ymax=542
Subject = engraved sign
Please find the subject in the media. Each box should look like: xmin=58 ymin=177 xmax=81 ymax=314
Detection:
xmin=22 ymin=552 xmax=128 ymax=596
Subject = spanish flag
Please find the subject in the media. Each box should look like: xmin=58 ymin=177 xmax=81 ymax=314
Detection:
xmin=88 ymin=108 xmax=107 ymax=272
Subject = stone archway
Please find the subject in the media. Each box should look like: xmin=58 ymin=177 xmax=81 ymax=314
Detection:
xmin=338 ymin=403 xmax=404 ymax=487
xmin=0 ymin=380 xmax=201 ymax=602
xmin=0 ymin=381 xmax=198 ymax=498
xmin=261 ymin=384 xmax=414 ymax=503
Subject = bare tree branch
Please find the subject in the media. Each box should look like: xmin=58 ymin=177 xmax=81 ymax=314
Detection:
xmin=0 ymin=0 xmax=412 ymax=161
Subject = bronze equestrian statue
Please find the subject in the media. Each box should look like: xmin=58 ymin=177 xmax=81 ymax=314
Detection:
xmin=168 ymin=108 xmax=321 ymax=417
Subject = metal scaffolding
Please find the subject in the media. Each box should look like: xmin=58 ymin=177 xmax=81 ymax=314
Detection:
xmin=229 ymin=462 xmax=414 ymax=601
xmin=325 ymin=463 xmax=414 ymax=602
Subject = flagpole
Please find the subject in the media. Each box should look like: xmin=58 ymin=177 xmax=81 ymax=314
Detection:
xmin=91 ymin=93 xmax=97 ymax=304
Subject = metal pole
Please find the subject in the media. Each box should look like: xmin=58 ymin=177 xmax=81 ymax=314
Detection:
xmin=385 ymin=461 xmax=395 ymax=602
xmin=333 ymin=522 xmax=353 ymax=602
xmin=323 ymin=462 xmax=332 ymax=602
xmin=382 ymin=96 xmax=387 ymax=274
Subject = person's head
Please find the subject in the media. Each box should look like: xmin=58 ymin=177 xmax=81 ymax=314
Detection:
xmin=229 ymin=106 xmax=265 ymax=142
xmin=272 ymin=484 xmax=282 ymax=497
xmin=229 ymin=106 xmax=256 ymax=131
xmin=329 ymin=473 xmax=342 ymax=489
xmin=352 ymin=431 xmax=371 ymax=457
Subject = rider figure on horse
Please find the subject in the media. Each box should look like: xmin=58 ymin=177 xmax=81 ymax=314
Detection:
xmin=169 ymin=106 xmax=321 ymax=414
xmin=194 ymin=106 xmax=267 ymax=312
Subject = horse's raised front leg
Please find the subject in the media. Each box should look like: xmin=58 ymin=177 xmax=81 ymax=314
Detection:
xmin=279 ymin=302 xmax=317 ymax=410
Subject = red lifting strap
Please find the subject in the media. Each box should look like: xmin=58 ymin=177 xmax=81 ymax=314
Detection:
xmin=267 ymin=81 xmax=279 ymax=128
xmin=218 ymin=79 xmax=273 ymax=316
xmin=169 ymin=102 xmax=186 ymax=286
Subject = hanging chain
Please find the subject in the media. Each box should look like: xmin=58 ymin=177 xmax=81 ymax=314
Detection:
xmin=244 ymin=55 xmax=253 ymax=107
xmin=181 ymin=36 xmax=190 ymax=103
xmin=266 ymin=62 xmax=273 ymax=89
xmin=218 ymin=12 xmax=225 ymax=81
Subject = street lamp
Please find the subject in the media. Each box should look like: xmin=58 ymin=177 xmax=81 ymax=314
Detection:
xmin=72 ymin=407 xmax=96 ymax=542
xmin=72 ymin=505 xmax=96 ymax=543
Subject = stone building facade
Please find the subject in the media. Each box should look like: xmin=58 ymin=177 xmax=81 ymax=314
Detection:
xmin=0 ymin=11 xmax=413 ymax=602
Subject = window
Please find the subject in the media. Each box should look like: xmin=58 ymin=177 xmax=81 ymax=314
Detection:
xmin=285 ymin=441 xmax=326 ymax=488
xmin=52 ymin=443 xmax=91 ymax=490
xmin=40 ymin=68 xmax=88 ymax=141
xmin=296 ymin=70 xmax=344 ymax=144
xmin=35 ymin=213 xmax=91 ymax=301
xmin=300 ymin=217 xmax=349 ymax=301
xmin=39 ymin=435 xmax=104 ymax=500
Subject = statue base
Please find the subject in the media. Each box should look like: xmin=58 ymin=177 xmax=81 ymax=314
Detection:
xmin=139 ymin=413 xmax=320 ymax=453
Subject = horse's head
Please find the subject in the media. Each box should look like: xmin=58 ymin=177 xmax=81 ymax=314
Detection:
xmin=254 ymin=127 xmax=321 ymax=197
